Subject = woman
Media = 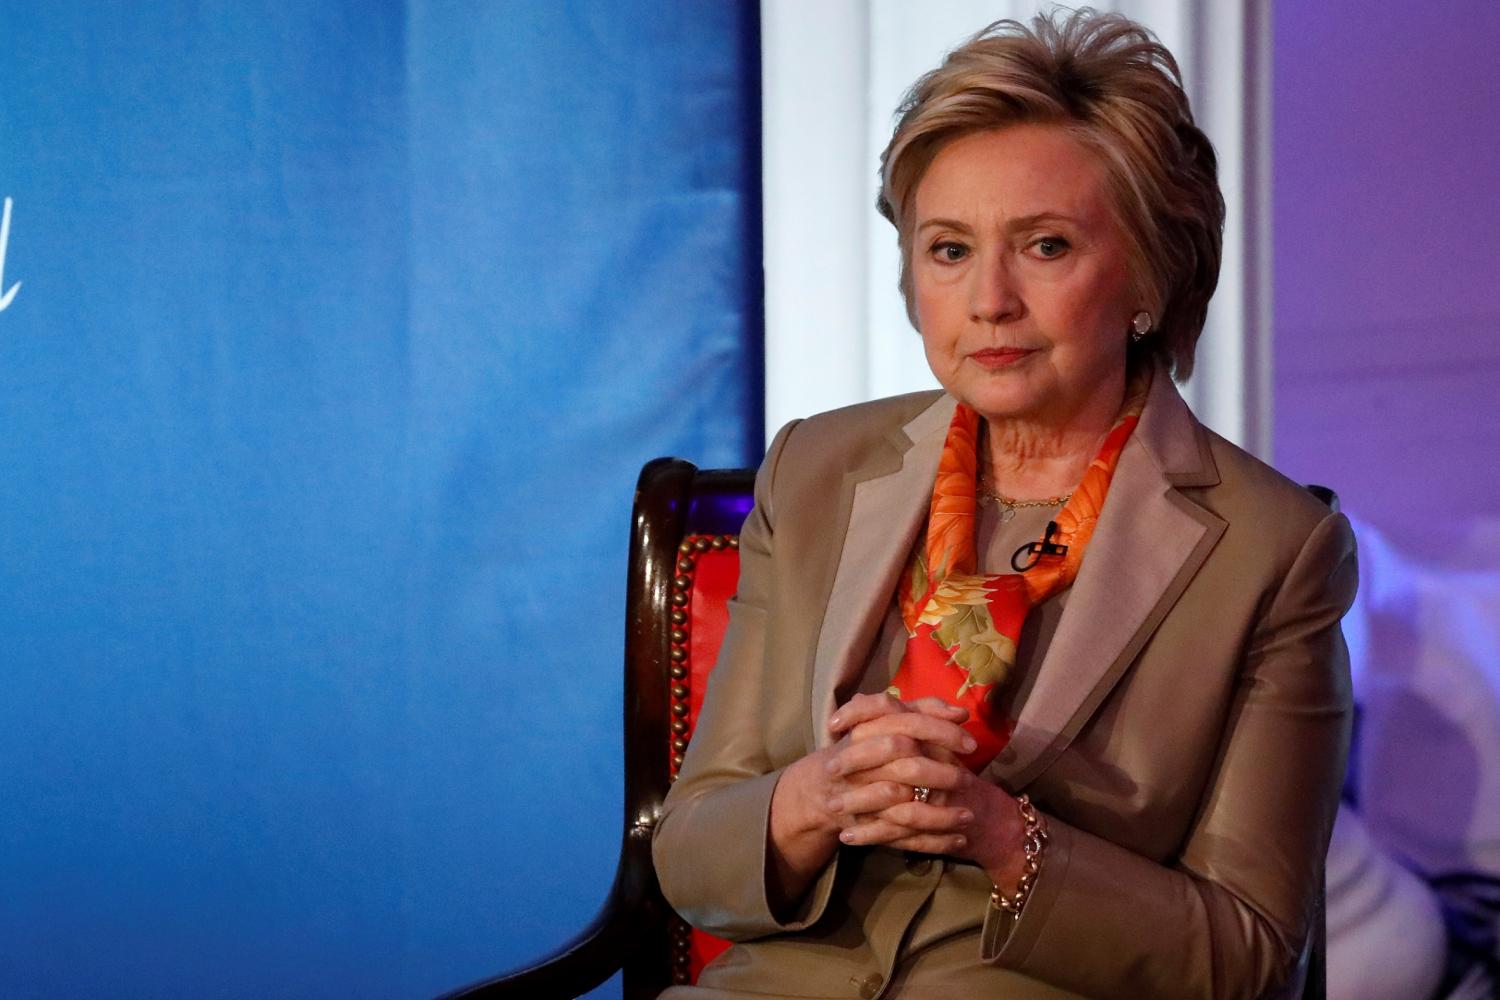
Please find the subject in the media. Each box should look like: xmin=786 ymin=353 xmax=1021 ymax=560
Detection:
xmin=653 ymin=10 xmax=1354 ymax=999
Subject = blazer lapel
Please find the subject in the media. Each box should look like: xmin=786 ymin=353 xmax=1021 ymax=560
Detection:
xmin=809 ymin=394 xmax=957 ymax=748
xmin=986 ymin=373 xmax=1227 ymax=789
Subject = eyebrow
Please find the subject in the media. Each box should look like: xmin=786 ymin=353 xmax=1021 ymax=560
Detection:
xmin=915 ymin=211 xmax=1082 ymax=235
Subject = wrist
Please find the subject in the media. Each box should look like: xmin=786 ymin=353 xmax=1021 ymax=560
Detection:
xmin=988 ymin=794 xmax=1048 ymax=919
xmin=772 ymin=753 xmax=841 ymax=847
xmin=969 ymin=783 xmax=1026 ymax=881
xmin=767 ymin=755 xmax=842 ymax=908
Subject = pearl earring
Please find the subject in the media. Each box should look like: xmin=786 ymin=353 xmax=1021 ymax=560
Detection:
xmin=1130 ymin=311 xmax=1153 ymax=343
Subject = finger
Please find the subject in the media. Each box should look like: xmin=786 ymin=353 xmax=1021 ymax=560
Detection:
xmin=876 ymin=801 xmax=974 ymax=831
xmin=832 ymin=741 xmax=967 ymax=786
xmin=837 ymin=816 xmax=912 ymax=847
xmin=835 ymin=766 xmax=965 ymax=823
xmin=878 ymin=753 xmax=965 ymax=792
xmin=923 ymin=742 xmax=960 ymax=766
xmin=905 ymin=697 xmax=969 ymax=723
xmin=827 ymin=692 xmax=906 ymax=737
xmin=827 ymin=733 xmax=924 ymax=777
xmin=845 ymin=711 xmax=978 ymax=757
xmin=828 ymin=780 xmax=912 ymax=817
xmin=886 ymin=832 xmax=969 ymax=856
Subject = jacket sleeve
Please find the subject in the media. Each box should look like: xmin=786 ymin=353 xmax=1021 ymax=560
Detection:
xmin=650 ymin=418 xmax=842 ymax=939
xmin=980 ymin=510 xmax=1358 ymax=999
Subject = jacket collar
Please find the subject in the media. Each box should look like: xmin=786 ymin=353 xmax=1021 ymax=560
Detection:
xmin=808 ymin=393 xmax=957 ymax=748
xmin=808 ymin=370 xmax=1226 ymax=787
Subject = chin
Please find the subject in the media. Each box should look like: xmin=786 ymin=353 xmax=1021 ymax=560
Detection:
xmin=950 ymin=379 xmax=1047 ymax=421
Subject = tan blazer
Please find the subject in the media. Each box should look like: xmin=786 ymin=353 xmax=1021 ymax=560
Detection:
xmin=652 ymin=372 xmax=1356 ymax=1000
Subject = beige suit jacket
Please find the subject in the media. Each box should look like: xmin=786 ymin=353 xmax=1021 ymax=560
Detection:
xmin=652 ymin=372 xmax=1356 ymax=999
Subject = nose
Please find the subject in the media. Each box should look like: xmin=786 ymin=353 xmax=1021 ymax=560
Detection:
xmin=969 ymin=251 xmax=1024 ymax=325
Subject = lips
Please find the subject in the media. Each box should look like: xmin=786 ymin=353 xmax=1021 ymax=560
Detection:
xmin=969 ymin=347 xmax=1034 ymax=369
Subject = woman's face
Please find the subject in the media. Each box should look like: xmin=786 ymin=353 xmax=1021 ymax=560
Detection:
xmin=911 ymin=124 xmax=1137 ymax=429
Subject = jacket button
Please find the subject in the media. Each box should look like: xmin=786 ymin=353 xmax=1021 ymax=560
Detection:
xmin=904 ymin=854 xmax=933 ymax=875
xmin=858 ymin=972 xmax=884 ymax=998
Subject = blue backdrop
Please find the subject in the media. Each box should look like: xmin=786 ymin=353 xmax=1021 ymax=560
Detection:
xmin=0 ymin=3 xmax=760 ymax=996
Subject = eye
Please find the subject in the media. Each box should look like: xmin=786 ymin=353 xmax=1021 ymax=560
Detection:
xmin=930 ymin=240 xmax=969 ymax=264
xmin=1029 ymin=236 xmax=1070 ymax=259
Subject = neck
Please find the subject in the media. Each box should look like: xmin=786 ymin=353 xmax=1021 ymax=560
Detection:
xmin=981 ymin=381 xmax=1125 ymax=499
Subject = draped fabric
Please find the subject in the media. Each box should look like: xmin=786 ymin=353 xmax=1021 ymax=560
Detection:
xmin=891 ymin=374 xmax=1149 ymax=770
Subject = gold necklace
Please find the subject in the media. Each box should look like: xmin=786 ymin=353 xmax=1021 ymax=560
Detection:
xmin=976 ymin=478 xmax=1072 ymax=522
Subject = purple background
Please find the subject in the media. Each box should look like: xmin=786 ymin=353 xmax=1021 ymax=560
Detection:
xmin=1274 ymin=0 xmax=1500 ymax=547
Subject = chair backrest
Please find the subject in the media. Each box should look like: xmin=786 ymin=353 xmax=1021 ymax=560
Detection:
xmin=620 ymin=458 xmax=753 ymax=997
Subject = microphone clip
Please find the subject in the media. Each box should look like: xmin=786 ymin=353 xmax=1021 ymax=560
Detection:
xmin=1011 ymin=520 xmax=1069 ymax=572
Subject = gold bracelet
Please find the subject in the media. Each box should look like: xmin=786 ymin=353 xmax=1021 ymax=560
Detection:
xmin=989 ymin=793 xmax=1048 ymax=917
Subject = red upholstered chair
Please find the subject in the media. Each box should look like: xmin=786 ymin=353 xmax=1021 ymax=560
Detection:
xmin=439 ymin=458 xmax=753 ymax=1000
xmin=437 ymin=461 xmax=1334 ymax=1000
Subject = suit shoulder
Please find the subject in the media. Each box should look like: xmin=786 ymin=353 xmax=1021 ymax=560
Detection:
xmin=1202 ymin=430 xmax=1337 ymax=527
xmin=796 ymin=390 xmax=947 ymax=439
xmin=775 ymin=390 xmax=944 ymax=467
xmin=757 ymin=390 xmax=946 ymax=507
xmin=1197 ymin=429 xmax=1354 ymax=586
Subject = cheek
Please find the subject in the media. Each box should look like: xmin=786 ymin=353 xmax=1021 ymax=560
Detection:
xmin=912 ymin=295 xmax=935 ymax=338
xmin=1059 ymin=265 xmax=1134 ymax=353
xmin=1056 ymin=304 xmax=1129 ymax=369
xmin=913 ymin=291 xmax=958 ymax=365
xmin=912 ymin=274 xmax=957 ymax=335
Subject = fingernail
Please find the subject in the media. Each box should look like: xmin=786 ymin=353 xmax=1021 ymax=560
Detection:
xmin=839 ymin=829 xmax=856 ymax=844
xmin=825 ymin=759 xmax=841 ymax=775
xmin=828 ymin=714 xmax=842 ymax=729
xmin=958 ymin=810 xmax=974 ymax=823
xmin=953 ymin=836 xmax=966 ymax=848
xmin=961 ymin=736 xmax=978 ymax=753
xmin=826 ymin=796 xmax=843 ymax=813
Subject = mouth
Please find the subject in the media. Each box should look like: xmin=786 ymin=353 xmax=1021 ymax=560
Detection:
xmin=968 ymin=347 xmax=1036 ymax=370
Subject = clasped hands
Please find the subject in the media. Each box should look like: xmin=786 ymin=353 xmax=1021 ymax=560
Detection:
xmin=824 ymin=692 xmax=983 ymax=855
xmin=770 ymin=692 xmax=1027 ymax=899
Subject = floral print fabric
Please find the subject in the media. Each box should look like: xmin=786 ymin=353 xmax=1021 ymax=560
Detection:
xmin=890 ymin=373 xmax=1150 ymax=770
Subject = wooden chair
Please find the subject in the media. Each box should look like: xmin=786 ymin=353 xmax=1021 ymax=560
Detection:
xmin=437 ymin=459 xmax=1333 ymax=999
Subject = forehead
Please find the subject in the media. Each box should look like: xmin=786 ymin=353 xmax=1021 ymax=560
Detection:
xmin=913 ymin=124 xmax=1114 ymax=223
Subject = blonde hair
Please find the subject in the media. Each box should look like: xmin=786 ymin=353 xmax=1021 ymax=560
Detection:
xmin=877 ymin=8 xmax=1224 ymax=380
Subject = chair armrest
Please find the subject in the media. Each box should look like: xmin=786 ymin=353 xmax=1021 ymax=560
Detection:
xmin=434 ymin=895 xmax=628 ymax=1000
xmin=435 ymin=816 xmax=662 ymax=1000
